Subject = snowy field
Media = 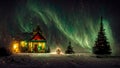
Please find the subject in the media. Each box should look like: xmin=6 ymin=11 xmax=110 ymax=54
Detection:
xmin=0 ymin=53 xmax=120 ymax=68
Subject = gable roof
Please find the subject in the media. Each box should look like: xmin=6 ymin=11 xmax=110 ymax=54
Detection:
xmin=31 ymin=32 xmax=46 ymax=41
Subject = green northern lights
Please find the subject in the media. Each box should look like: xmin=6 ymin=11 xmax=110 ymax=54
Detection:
xmin=15 ymin=0 xmax=115 ymax=53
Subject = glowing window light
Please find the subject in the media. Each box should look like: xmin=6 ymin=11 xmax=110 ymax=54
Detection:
xmin=38 ymin=45 xmax=42 ymax=51
xmin=12 ymin=42 xmax=20 ymax=53
xmin=42 ymin=43 xmax=45 ymax=49
xmin=13 ymin=44 xmax=17 ymax=49
xmin=38 ymin=43 xmax=42 ymax=46
xmin=20 ymin=41 xmax=27 ymax=47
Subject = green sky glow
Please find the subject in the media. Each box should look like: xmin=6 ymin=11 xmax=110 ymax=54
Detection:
xmin=15 ymin=0 xmax=115 ymax=53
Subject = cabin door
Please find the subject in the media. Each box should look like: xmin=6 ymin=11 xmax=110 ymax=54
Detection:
xmin=33 ymin=44 xmax=38 ymax=52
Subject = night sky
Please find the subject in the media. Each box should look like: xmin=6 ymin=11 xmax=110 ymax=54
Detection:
xmin=0 ymin=0 xmax=120 ymax=54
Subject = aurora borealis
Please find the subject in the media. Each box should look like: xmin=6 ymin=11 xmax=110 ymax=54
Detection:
xmin=0 ymin=0 xmax=120 ymax=54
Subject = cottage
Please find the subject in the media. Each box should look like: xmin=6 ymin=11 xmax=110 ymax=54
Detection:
xmin=12 ymin=25 xmax=47 ymax=53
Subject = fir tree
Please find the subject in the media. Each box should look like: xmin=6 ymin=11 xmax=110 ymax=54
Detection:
xmin=65 ymin=42 xmax=74 ymax=54
xmin=46 ymin=46 xmax=50 ymax=53
xmin=93 ymin=17 xmax=111 ymax=55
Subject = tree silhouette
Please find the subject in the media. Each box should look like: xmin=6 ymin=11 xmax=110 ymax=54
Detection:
xmin=93 ymin=17 xmax=111 ymax=55
xmin=46 ymin=46 xmax=50 ymax=53
xmin=65 ymin=42 xmax=74 ymax=54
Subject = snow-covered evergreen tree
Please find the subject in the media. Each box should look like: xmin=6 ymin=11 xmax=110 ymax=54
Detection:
xmin=93 ymin=17 xmax=111 ymax=55
xmin=65 ymin=42 xmax=74 ymax=54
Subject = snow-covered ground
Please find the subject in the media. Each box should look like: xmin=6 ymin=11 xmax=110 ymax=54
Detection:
xmin=0 ymin=53 xmax=120 ymax=68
